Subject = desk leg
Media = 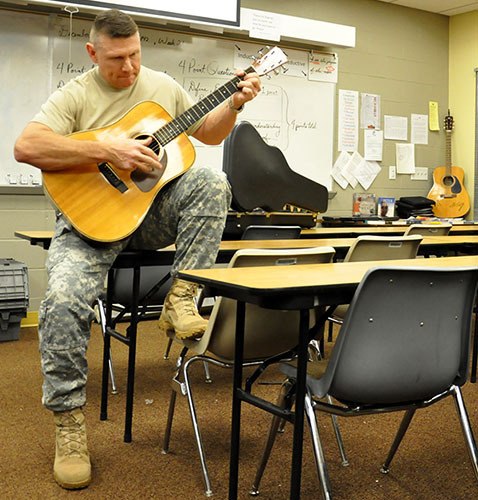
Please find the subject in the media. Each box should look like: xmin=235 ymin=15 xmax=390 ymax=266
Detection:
xmin=290 ymin=309 xmax=309 ymax=498
xmin=100 ymin=271 xmax=115 ymax=421
xmin=229 ymin=300 xmax=246 ymax=500
xmin=123 ymin=265 xmax=141 ymax=443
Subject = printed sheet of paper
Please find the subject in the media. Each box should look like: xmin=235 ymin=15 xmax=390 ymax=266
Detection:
xmin=364 ymin=129 xmax=383 ymax=161
xmin=341 ymin=151 xmax=365 ymax=189
xmin=338 ymin=89 xmax=359 ymax=152
xmin=360 ymin=93 xmax=381 ymax=130
xmin=355 ymin=160 xmax=381 ymax=190
xmin=249 ymin=11 xmax=281 ymax=41
xmin=411 ymin=114 xmax=428 ymax=145
xmin=396 ymin=143 xmax=415 ymax=174
xmin=331 ymin=151 xmax=351 ymax=189
xmin=384 ymin=115 xmax=408 ymax=140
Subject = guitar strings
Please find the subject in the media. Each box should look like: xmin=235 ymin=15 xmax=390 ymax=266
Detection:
xmin=148 ymin=68 xmax=255 ymax=153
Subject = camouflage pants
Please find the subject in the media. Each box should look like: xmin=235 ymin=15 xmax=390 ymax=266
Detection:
xmin=39 ymin=165 xmax=231 ymax=411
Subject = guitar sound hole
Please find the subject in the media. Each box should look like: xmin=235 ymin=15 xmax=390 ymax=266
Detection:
xmin=442 ymin=175 xmax=454 ymax=187
xmin=135 ymin=134 xmax=161 ymax=157
xmin=130 ymin=134 xmax=167 ymax=192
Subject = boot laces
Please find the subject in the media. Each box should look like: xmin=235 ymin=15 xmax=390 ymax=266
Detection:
xmin=57 ymin=413 xmax=85 ymax=458
xmin=175 ymin=284 xmax=200 ymax=316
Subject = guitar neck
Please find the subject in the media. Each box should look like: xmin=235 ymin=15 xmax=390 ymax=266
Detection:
xmin=445 ymin=130 xmax=452 ymax=175
xmin=154 ymin=66 xmax=255 ymax=146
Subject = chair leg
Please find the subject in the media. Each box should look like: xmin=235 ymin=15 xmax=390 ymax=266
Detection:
xmin=183 ymin=358 xmax=214 ymax=497
xmin=308 ymin=339 xmax=322 ymax=362
xmin=163 ymin=337 xmax=173 ymax=360
xmin=250 ymin=379 xmax=295 ymax=496
xmin=97 ymin=298 xmax=118 ymax=394
xmin=470 ymin=308 xmax=478 ymax=383
xmin=451 ymin=385 xmax=478 ymax=480
xmin=327 ymin=395 xmax=349 ymax=467
xmin=203 ymin=361 xmax=212 ymax=383
xmin=380 ymin=408 xmax=416 ymax=473
xmin=162 ymin=346 xmax=188 ymax=454
xmin=327 ymin=319 xmax=334 ymax=342
xmin=305 ymin=393 xmax=333 ymax=500
xmin=162 ymin=389 xmax=178 ymax=454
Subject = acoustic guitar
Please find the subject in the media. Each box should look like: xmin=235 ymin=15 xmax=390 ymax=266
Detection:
xmin=427 ymin=111 xmax=470 ymax=218
xmin=42 ymin=47 xmax=288 ymax=242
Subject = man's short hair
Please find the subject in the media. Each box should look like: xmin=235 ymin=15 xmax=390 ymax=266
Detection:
xmin=90 ymin=9 xmax=138 ymax=43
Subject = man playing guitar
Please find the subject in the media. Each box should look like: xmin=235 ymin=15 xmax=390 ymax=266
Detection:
xmin=14 ymin=9 xmax=261 ymax=490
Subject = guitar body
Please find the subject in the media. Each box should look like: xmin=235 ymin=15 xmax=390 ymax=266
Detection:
xmin=43 ymin=101 xmax=196 ymax=242
xmin=428 ymin=165 xmax=470 ymax=217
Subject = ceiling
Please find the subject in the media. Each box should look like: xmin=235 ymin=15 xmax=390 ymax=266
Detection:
xmin=377 ymin=0 xmax=478 ymax=16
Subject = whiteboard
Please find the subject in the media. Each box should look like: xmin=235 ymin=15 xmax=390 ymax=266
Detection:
xmin=1 ymin=9 xmax=335 ymax=189
xmin=0 ymin=10 xmax=47 ymax=188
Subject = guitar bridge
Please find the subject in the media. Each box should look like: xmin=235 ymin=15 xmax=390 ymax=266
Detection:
xmin=98 ymin=162 xmax=128 ymax=193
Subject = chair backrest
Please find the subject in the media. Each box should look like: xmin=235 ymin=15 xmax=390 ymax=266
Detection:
xmin=241 ymin=225 xmax=302 ymax=240
xmin=110 ymin=267 xmax=171 ymax=307
xmin=404 ymin=224 xmax=452 ymax=236
xmin=343 ymin=235 xmax=423 ymax=262
xmin=109 ymin=252 xmax=172 ymax=308
xmin=184 ymin=247 xmax=336 ymax=361
xmin=312 ymin=267 xmax=478 ymax=405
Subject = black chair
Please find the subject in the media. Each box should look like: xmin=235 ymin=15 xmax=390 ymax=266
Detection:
xmin=241 ymin=224 xmax=302 ymax=240
xmin=470 ymin=301 xmax=478 ymax=383
xmin=98 ymin=250 xmax=172 ymax=442
xmin=251 ymin=266 xmax=478 ymax=498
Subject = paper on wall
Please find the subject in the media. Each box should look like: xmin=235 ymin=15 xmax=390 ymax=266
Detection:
xmin=396 ymin=143 xmax=415 ymax=174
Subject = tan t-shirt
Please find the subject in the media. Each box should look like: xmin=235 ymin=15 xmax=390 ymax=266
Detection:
xmin=32 ymin=65 xmax=204 ymax=136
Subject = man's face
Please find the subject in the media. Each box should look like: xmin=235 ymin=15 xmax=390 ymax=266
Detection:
xmin=86 ymin=32 xmax=141 ymax=89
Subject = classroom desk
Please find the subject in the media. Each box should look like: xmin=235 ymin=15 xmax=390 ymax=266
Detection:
xmin=14 ymin=230 xmax=53 ymax=249
xmin=302 ymin=223 xmax=478 ymax=238
xmin=14 ymin=224 xmax=478 ymax=251
xmin=14 ymin=230 xmax=478 ymax=262
xmin=178 ymin=255 xmax=478 ymax=500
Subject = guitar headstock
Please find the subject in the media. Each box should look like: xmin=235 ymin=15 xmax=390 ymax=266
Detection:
xmin=251 ymin=46 xmax=288 ymax=77
xmin=444 ymin=110 xmax=454 ymax=133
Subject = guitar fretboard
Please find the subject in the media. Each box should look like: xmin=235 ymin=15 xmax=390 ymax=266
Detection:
xmin=154 ymin=66 xmax=255 ymax=146
xmin=445 ymin=131 xmax=452 ymax=173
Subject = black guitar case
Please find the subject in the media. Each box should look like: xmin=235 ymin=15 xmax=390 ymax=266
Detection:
xmin=222 ymin=121 xmax=328 ymax=213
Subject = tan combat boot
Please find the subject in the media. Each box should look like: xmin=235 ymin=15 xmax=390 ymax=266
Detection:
xmin=53 ymin=407 xmax=91 ymax=489
xmin=158 ymin=278 xmax=208 ymax=340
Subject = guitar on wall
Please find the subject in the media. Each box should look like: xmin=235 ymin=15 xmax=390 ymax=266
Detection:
xmin=427 ymin=110 xmax=470 ymax=218
xmin=42 ymin=46 xmax=288 ymax=242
